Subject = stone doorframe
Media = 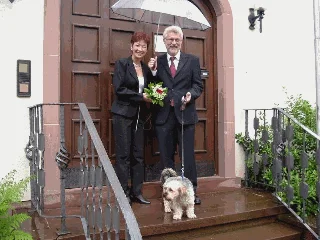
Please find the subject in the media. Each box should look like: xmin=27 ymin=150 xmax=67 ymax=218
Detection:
xmin=42 ymin=0 xmax=235 ymax=194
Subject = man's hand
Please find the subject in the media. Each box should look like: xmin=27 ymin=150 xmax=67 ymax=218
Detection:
xmin=143 ymin=93 xmax=152 ymax=103
xmin=181 ymin=92 xmax=192 ymax=104
xmin=148 ymin=56 xmax=157 ymax=71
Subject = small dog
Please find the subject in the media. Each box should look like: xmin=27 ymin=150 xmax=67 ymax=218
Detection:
xmin=160 ymin=168 xmax=197 ymax=220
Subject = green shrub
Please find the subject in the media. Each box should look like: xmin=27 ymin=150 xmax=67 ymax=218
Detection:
xmin=236 ymin=89 xmax=318 ymax=219
xmin=0 ymin=170 xmax=33 ymax=240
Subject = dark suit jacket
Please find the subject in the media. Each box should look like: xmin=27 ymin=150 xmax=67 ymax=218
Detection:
xmin=152 ymin=52 xmax=203 ymax=125
xmin=111 ymin=56 xmax=152 ymax=120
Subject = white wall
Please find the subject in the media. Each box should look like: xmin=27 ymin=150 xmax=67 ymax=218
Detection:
xmin=229 ymin=0 xmax=316 ymax=178
xmin=0 ymin=0 xmax=44 ymax=200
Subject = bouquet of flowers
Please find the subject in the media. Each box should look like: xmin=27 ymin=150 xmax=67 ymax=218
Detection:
xmin=144 ymin=82 xmax=168 ymax=107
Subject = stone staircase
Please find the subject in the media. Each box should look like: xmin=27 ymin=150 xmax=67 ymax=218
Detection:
xmin=19 ymin=177 xmax=315 ymax=240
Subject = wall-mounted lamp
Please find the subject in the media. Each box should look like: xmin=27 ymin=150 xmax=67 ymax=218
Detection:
xmin=9 ymin=0 xmax=15 ymax=3
xmin=248 ymin=7 xmax=265 ymax=33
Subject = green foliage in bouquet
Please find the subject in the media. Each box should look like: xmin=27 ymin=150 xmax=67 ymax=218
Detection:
xmin=0 ymin=170 xmax=33 ymax=240
xmin=144 ymin=82 xmax=168 ymax=107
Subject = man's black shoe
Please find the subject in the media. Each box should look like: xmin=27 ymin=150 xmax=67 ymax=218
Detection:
xmin=194 ymin=196 xmax=201 ymax=205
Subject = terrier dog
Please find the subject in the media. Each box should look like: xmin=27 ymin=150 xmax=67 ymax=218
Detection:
xmin=160 ymin=168 xmax=197 ymax=220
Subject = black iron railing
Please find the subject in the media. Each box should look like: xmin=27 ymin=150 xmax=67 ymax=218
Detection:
xmin=25 ymin=103 xmax=142 ymax=239
xmin=237 ymin=107 xmax=320 ymax=239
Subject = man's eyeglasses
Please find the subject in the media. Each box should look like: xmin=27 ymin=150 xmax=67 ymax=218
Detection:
xmin=165 ymin=38 xmax=182 ymax=43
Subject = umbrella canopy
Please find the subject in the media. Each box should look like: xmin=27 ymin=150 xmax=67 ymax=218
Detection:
xmin=111 ymin=0 xmax=211 ymax=31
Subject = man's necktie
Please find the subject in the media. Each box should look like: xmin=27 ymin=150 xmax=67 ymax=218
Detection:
xmin=170 ymin=56 xmax=176 ymax=78
xmin=169 ymin=56 xmax=176 ymax=106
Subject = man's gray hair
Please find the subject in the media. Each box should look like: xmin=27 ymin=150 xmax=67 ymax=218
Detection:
xmin=163 ymin=25 xmax=184 ymax=40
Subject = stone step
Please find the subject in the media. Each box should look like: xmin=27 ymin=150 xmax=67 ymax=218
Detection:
xmin=20 ymin=188 xmax=293 ymax=239
xmin=42 ymin=176 xmax=241 ymax=209
xmin=134 ymin=189 xmax=288 ymax=238
xmin=143 ymin=221 xmax=301 ymax=240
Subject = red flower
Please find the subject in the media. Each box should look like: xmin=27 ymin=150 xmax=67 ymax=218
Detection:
xmin=156 ymin=88 xmax=163 ymax=94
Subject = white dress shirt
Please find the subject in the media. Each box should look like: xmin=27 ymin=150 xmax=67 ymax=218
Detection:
xmin=151 ymin=51 xmax=181 ymax=76
xmin=167 ymin=51 xmax=180 ymax=70
xmin=138 ymin=76 xmax=144 ymax=93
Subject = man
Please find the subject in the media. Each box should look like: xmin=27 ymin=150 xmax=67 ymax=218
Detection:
xmin=148 ymin=26 xmax=203 ymax=204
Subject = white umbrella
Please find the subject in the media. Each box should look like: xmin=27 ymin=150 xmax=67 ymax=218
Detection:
xmin=111 ymin=0 xmax=211 ymax=52
xmin=111 ymin=0 xmax=211 ymax=31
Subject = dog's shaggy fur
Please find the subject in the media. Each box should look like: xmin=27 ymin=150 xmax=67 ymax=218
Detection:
xmin=160 ymin=168 xmax=196 ymax=220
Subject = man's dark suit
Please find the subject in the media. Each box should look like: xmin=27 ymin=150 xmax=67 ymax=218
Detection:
xmin=111 ymin=56 xmax=151 ymax=197
xmin=152 ymin=52 xmax=203 ymax=191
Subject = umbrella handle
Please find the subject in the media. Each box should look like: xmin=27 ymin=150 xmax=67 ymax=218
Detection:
xmin=154 ymin=12 xmax=162 ymax=56
xmin=181 ymin=108 xmax=184 ymax=180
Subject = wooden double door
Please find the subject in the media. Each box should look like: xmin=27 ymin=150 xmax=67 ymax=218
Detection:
xmin=60 ymin=0 xmax=217 ymax=184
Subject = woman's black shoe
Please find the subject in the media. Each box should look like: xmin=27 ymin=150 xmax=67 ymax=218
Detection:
xmin=130 ymin=194 xmax=150 ymax=204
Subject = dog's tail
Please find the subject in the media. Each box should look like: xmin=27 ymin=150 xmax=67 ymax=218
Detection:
xmin=160 ymin=168 xmax=178 ymax=185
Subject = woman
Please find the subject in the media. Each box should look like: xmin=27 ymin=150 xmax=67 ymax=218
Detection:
xmin=111 ymin=32 xmax=152 ymax=204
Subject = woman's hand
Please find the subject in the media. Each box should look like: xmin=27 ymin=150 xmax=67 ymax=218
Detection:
xmin=143 ymin=93 xmax=152 ymax=103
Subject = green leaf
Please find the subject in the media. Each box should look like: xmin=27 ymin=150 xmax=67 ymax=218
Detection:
xmin=8 ymin=230 xmax=32 ymax=240
xmin=0 ymin=170 xmax=33 ymax=239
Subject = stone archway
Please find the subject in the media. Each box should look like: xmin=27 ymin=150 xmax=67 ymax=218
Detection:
xmin=209 ymin=0 xmax=235 ymax=178
xmin=42 ymin=0 xmax=235 ymax=194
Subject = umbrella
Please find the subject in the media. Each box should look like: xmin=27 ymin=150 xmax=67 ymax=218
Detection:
xmin=111 ymin=0 xmax=211 ymax=52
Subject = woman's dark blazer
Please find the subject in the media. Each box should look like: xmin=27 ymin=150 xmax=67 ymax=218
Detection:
xmin=111 ymin=56 xmax=152 ymax=120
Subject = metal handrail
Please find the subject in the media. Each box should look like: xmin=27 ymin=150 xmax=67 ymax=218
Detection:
xmin=26 ymin=102 xmax=142 ymax=239
xmin=276 ymin=107 xmax=320 ymax=141
xmin=274 ymin=107 xmax=320 ymax=238
xmin=78 ymin=103 xmax=141 ymax=239
xmin=240 ymin=107 xmax=320 ymax=239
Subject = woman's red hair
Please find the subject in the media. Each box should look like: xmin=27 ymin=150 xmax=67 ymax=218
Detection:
xmin=131 ymin=32 xmax=151 ymax=47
